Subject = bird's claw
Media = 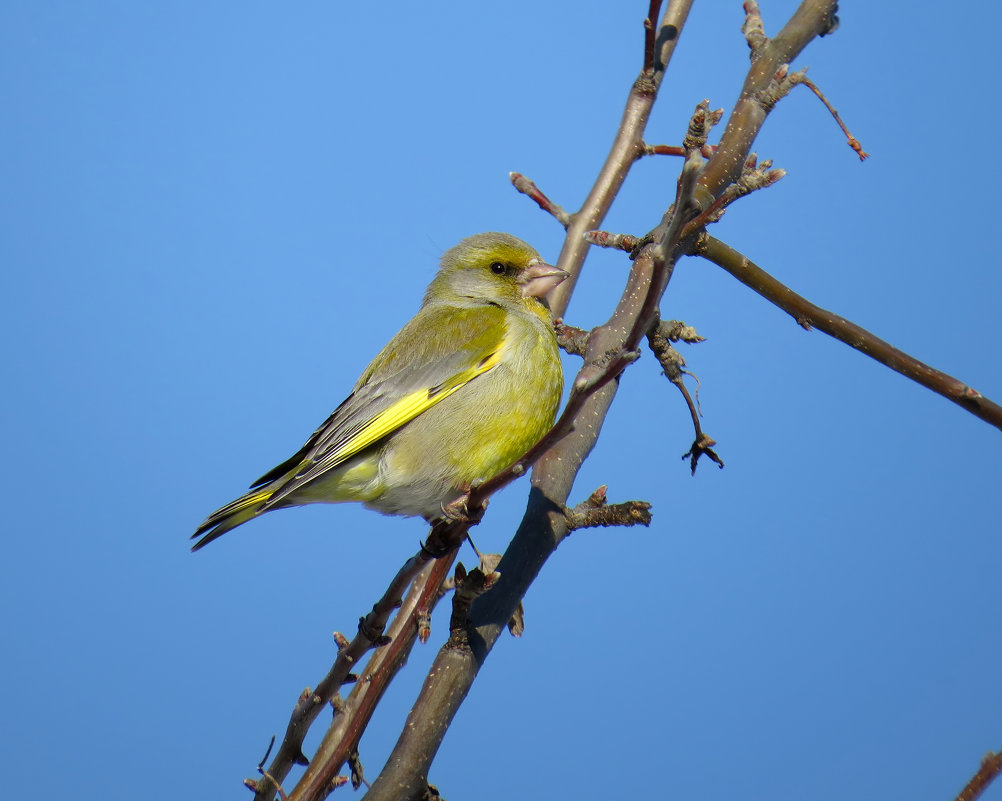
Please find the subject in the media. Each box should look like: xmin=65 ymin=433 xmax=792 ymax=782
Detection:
xmin=440 ymin=494 xmax=487 ymax=525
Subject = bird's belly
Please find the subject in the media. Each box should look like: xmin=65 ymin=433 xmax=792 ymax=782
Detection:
xmin=369 ymin=347 xmax=561 ymax=519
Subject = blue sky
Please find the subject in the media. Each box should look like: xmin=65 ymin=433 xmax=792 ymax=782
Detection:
xmin=3 ymin=2 xmax=1000 ymax=799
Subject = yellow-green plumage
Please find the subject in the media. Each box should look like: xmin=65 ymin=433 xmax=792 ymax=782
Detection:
xmin=191 ymin=232 xmax=565 ymax=551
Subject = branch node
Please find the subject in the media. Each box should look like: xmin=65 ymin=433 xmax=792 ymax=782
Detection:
xmin=416 ymin=607 xmax=432 ymax=643
xmin=647 ymin=317 xmax=703 ymax=381
xmin=357 ymin=615 xmax=385 ymax=644
xmin=348 ymin=747 xmax=371 ymax=791
xmin=448 ymin=562 xmax=500 ymax=638
xmin=682 ymin=433 xmax=725 ymax=475
xmin=742 ymin=1 xmax=768 ymax=54
xmin=641 ymin=142 xmax=716 ymax=160
xmin=679 ymin=150 xmax=784 ymax=240
xmin=584 ymin=229 xmax=640 ymax=252
xmin=658 ymin=318 xmax=705 ymax=345
xmin=247 ymin=739 xmax=292 ymax=801
xmin=563 ymin=486 xmax=653 ymax=531
xmin=683 ymin=100 xmax=724 ymax=154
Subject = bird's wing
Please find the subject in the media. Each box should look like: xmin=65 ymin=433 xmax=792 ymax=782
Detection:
xmin=256 ymin=304 xmax=507 ymax=507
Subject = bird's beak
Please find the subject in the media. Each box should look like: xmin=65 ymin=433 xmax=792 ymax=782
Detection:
xmin=519 ymin=260 xmax=569 ymax=299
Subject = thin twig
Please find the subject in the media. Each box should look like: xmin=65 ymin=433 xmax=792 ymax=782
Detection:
xmin=584 ymin=230 xmax=641 ymax=252
xmin=252 ymin=548 xmax=445 ymax=800
xmin=285 ymin=556 xmax=456 ymax=801
xmin=641 ymin=143 xmax=715 ymax=159
xmin=789 ymin=71 xmax=869 ymax=159
xmin=647 ymin=318 xmax=723 ymax=474
xmin=509 ymin=172 xmax=571 ymax=227
xmin=696 ymin=0 xmax=840 ymax=206
xmin=681 ymin=152 xmax=785 ymax=240
xmin=546 ymin=0 xmax=694 ymax=316
xmin=643 ymin=0 xmax=664 ymax=75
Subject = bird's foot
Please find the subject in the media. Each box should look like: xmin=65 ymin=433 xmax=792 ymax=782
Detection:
xmin=439 ymin=493 xmax=487 ymax=526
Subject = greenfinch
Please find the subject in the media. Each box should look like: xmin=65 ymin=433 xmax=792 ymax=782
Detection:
xmin=191 ymin=232 xmax=566 ymax=551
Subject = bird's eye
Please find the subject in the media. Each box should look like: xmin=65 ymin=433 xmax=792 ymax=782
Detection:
xmin=489 ymin=262 xmax=506 ymax=275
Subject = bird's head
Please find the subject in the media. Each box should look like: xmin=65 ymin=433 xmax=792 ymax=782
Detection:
xmin=426 ymin=232 xmax=568 ymax=309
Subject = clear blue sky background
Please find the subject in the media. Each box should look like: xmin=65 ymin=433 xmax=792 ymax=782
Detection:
xmin=3 ymin=2 xmax=1000 ymax=799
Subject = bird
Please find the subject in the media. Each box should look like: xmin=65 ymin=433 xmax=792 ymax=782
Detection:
xmin=191 ymin=232 xmax=566 ymax=551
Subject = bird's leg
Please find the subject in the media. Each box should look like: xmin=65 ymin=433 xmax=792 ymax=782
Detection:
xmin=464 ymin=532 xmax=483 ymax=562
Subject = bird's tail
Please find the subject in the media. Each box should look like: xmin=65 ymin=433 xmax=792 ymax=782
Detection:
xmin=190 ymin=488 xmax=273 ymax=551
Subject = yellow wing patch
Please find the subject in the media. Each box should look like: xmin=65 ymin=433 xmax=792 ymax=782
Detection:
xmin=299 ymin=347 xmax=502 ymax=476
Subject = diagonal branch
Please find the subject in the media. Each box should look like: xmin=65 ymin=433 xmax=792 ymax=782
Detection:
xmin=283 ymin=555 xmax=457 ymax=801
xmin=363 ymin=3 xmax=846 ymax=797
xmin=696 ymin=0 xmax=839 ymax=206
xmin=693 ymin=233 xmax=1002 ymax=430
xmin=365 ymin=2 xmax=877 ymax=798
xmin=251 ymin=548 xmax=445 ymax=799
xmin=563 ymin=485 xmax=652 ymax=531
xmin=547 ymin=0 xmax=694 ymax=318
xmin=954 ymin=750 xmax=1002 ymax=801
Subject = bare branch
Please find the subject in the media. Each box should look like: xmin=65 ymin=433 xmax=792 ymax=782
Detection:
xmin=646 ymin=318 xmax=687 ymax=382
xmin=654 ymin=318 xmax=705 ymax=344
xmin=584 ymin=230 xmax=641 ymax=252
xmin=563 ymin=485 xmax=652 ymax=531
xmin=256 ymin=555 xmax=453 ymax=801
xmin=742 ymin=1 xmax=768 ymax=53
xmin=509 ymin=172 xmax=571 ymax=227
xmin=697 ymin=0 xmax=840 ymax=205
xmin=680 ymin=151 xmax=785 ymax=239
xmin=682 ymin=100 xmax=724 ymax=155
xmin=954 ymin=750 xmax=1002 ymax=801
xmin=787 ymin=71 xmax=870 ymax=159
xmin=363 ymin=6 xmax=851 ymax=794
xmin=554 ymin=320 xmax=590 ymax=357
xmin=642 ymin=0 xmax=664 ymax=76
xmin=546 ymin=0 xmax=694 ymax=317
xmin=448 ymin=562 xmax=501 ymax=636
xmin=244 ymin=738 xmax=290 ymax=801
xmin=647 ymin=319 xmax=723 ymax=474
xmin=641 ymin=142 xmax=715 ymax=159
xmin=363 ymin=6 xmax=698 ymax=799
xmin=693 ymin=233 xmax=1002 ymax=431
xmin=251 ymin=548 xmax=450 ymax=800
xmin=347 ymin=748 xmax=369 ymax=791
